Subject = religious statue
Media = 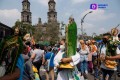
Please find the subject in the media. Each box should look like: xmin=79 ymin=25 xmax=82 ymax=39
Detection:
xmin=0 ymin=27 xmax=23 ymax=75
xmin=59 ymin=16 xmax=77 ymax=68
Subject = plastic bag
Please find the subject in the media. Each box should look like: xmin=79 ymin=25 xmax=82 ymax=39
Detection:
xmin=34 ymin=73 xmax=40 ymax=80
xmin=73 ymin=66 xmax=81 ymax=80
xmin=0 ymin=66 xmax=6 ymax=77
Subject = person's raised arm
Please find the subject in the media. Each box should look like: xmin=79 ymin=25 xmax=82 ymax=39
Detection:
xmin=106 ymin=54 xmax=120 ymax=60
xmin=61 ymin=57 xmax=72 ymax=63
xmin=30 ymin=53 xmax=36 ymax=61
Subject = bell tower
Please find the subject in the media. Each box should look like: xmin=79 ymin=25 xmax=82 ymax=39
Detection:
xmin=21 ymin=0 xmax=32 ymax=24
xmin=48 ymin=0 xmax=57 ymax=23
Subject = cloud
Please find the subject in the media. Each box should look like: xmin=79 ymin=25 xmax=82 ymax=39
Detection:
xmin=77 ymin=22 xmax=95 ymax=35
xmin=100 ymin=27 xmax=106 ymax=32
xmin=34 ymin=0 xmax=57 ymax=6
xmin=79 ymin=9 xmax=116 ymax=35
xmin=0 ymin=9 xmax=21 ymax=27
xmin=71 ymin=0 xmax=90 ymax=4
xmin=81 ymin=9 xmax=115 ymax=21
xmin=83 ymin=22 xmax=95 ymax=29
xmin=64 ymin=12 xmax=71 ymax=17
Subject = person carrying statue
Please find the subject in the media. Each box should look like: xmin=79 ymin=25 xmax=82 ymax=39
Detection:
xmin=54 ymin=17 xmax=81 ymax=80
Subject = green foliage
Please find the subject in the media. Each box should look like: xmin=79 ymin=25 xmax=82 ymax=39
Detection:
xmin=12 ymin=20 xmax=34 ymax=37
xmin=94 ymin=36 xmax=102 ymax=40
xmin=46 ymin=23 xmax=60 ymax=44
xmin=106 ymin=39 xmax=120 ymax=56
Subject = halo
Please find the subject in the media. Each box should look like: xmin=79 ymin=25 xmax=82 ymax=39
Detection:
xmin=111 ymin=28 xmax=119 ymax=36
xmin=23 ymin=33 xmax=31 ymax=41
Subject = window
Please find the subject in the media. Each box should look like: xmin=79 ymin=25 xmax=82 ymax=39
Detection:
xmin=27 ymin=15 xmax=29 ymax=22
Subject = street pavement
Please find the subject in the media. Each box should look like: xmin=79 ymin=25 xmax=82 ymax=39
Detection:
xmin=39 ymin=68 xmax=120 ymax=80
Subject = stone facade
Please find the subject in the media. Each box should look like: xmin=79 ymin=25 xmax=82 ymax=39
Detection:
xmin=21 ymin=0 xmax=32 ymax=24
xmin=21 ymin=0 xmax=60 ymax=43
xmin=33 ymin=0 xmax=60 ymax=43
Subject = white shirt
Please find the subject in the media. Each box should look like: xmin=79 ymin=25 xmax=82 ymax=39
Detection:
xmin=54 ymin=50 xmax=80 ymax=67
xmin=100 ymin=44 xmax=120 ymax=70
xmin=33 ymin=49 xmax=44 ymax=62
xmin=79 ymin=46 xmax=89 ymax=55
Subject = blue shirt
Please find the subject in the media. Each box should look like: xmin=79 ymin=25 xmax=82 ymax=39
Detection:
xmin=16 ymin=54 xmax=24 ymax=80
xmin=45 ymin=52 xmax=55 ymax=67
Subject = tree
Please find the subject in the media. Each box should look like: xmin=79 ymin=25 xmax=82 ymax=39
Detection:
xmin=33 ymin=24 xmax=44 ymax=42
xmin=46 ymin=22 xmax=60 ymax=44
xmin=12 ymin=20 xmax=34 ymax=37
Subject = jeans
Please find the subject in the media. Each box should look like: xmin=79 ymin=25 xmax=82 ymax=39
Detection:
xmin=94 ymin=67 xmax=99 ymax=79
xmin=80 ymin=60 xmax=88 ymax=79
xmin=80 ymin=60 xmax=88 ymax=73
xmin=117 ymin=60 xmax=120 ymax=73
xmin=101 ymin=68 xmax=116 ymax=80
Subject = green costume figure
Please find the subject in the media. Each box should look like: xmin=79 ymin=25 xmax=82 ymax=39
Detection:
xmin=0 ymin=27 xmax=23 ymax=74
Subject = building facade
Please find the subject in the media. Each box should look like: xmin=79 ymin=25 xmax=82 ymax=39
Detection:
xmin=32 ymin=0 xmax=60 ymax=43
xmin=48 ymin=0 xmax=57 ymax=23
xmin=0 ymin=22 xmax=13 ymax=41
xmin=21 ymin=0 xmax=32 ymax=24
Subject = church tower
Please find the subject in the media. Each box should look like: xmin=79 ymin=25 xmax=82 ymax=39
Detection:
xmin=21 ymin=0 xmax=32 ymax=24
xmin=48 ymin=0 xmax=57 ymax=23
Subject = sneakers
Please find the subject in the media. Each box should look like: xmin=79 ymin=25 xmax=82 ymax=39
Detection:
xmin=85 ymin=70 xmax=88 ymax=74
xmin=118 ymin=73 xmax=120 ymax=77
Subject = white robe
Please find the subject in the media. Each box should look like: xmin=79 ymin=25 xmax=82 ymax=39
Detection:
xmin=54 ymin=51 xmax=81 ymax=80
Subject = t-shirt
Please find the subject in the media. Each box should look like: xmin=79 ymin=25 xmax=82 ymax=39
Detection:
xmin=100 ymin=44 xmax=120 ymax=70
xmin=33 ymin=49 xmax=44 ymax=62
xmin=23 ymin=60 xmax=34 ymax=80
xmin=79 ymin=45 xmax=89 ymax=55
xmin=45 ymin=52 xmax=55 ymax=67
xmin=16 ymin=54 xmax=24 ymax=80
xmin=90 ymin=45 xmax=97 ymax=56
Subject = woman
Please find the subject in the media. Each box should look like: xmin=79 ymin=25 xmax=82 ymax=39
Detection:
xmin=44 ymin=46 xmax=55 ymax=80
xmin=87 ymin=40 xmax=93 ymax=73
xmin=90 ymin=40 xmax=99 ymax=80
xmin=79 ymin=40 xmax=89 ymax=79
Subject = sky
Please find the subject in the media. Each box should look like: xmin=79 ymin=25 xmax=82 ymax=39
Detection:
xmin=0 ymin=0 xmax=120 ymax=36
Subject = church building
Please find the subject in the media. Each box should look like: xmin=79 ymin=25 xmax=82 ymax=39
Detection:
xmin=21 ymin=0 xmax=60 ymax=43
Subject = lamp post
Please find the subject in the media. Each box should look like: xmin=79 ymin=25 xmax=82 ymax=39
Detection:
xmin=81 ymin=11 xmax=93 ymax=39
xmin=115 ymin=24 xmax=120 ymax=28
xmin=60 ymin=22 xmax=65 ymax=39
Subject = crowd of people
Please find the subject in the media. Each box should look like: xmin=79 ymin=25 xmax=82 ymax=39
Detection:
xmin=0 ymin=27 xmax=120 ymax=80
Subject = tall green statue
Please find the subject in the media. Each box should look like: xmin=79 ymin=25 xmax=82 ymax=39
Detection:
xmin=66 ymin=17 xmax=77 ymax=57
xmin=59 ymin=17 xmax=77 ymax=69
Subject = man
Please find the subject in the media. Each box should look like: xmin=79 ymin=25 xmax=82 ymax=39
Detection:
xmin=105 ymin=33 xmax=120 ymax=76
xmin=22 ymin=45 xmax=35 ymax=80
xmin=44 ymin=46 xmax=55 ymax=80
xmin=54 ymin=39 xmax=81 ymax=80
xmin=30 ymin=44 xmax=44 ymax=79
xmin=99 ymin=33 xmax=120 ymax=80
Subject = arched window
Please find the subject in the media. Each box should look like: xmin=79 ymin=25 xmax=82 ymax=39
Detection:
xmin=27 ymin=15 xmax=29 ymax=22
